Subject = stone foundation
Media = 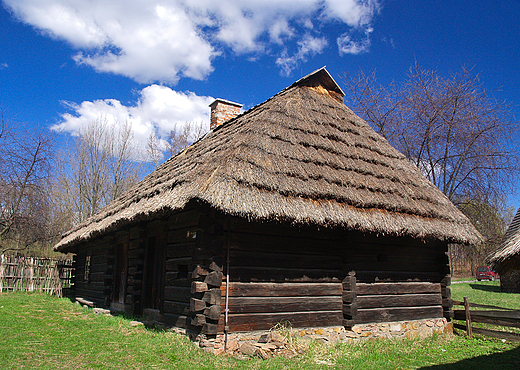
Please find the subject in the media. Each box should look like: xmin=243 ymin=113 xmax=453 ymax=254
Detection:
xmin=196 ymin=318 xmax=453 ymax=356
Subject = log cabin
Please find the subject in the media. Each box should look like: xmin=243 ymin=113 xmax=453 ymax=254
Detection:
xmin=55 ymin=67 xmax=482 ymax=336
xmin=490 ymin=208 xmax=520 ymax=293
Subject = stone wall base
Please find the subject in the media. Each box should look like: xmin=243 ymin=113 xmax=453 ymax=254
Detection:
xmin=196 ymin=318 xmax=453 ymax=356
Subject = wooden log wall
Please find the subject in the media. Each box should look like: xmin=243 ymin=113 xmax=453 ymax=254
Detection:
xmin=344 ymin=233 xmax=448 ymax=283
xmin=160 ymin=205 xmax=224 ymax=334
xmin=125 ymin=227 xmax=146 ymax=314
xmin=227 ymin=218 xmax=345 ymax=283
xmin=342 ymin=271 xmax=444 ymax=327
xmin=218 ymin=218 xmax=345 ymax=332
xmin=221 ymin=282 xmax=343 ymax=332
xmin=73 ymin=237 xmax=113 ymax=307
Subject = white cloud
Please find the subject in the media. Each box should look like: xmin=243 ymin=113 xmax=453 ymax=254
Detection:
xmin=51 ymin=86 xmax=214 ymax=156
xmin=276 ymin=35 xmax=328 ymax=76
xmin=4 ymin=0 xmax=380 ymax=81
xmin=0 ymin=63 xmax=8 ymax=69
xmin=337 ymin=26 xmax=373 ymax=55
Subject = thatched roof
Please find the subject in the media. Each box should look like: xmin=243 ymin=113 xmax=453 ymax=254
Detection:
xmin=55 ymin=67 xmax=482 ymax=252
xmin=489 ymin=208 xmax=520 ymax=265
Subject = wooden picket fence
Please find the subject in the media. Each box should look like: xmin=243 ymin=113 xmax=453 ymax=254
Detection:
xmin=0 ymin=255 xmax=74 ymax=297
xmin=453 ymin=297 xmax=520 ymax=342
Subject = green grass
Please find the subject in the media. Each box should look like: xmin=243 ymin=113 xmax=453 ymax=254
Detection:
xmin=0 ymin=292 xmax=519 ymax=369
xmin=451 ymin=280 xmax=520 ymax=336
xmin=451 ymin=280 xmax=519 ymax=309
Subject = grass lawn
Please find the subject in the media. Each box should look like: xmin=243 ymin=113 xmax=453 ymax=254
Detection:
xmin=0 ymin=291 xmax=519 ymax=369
xmin=451 ymin=280 xmax=520 ymax=336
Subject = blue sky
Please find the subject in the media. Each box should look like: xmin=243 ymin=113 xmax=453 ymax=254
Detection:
xmin=1 ymin=0 xmax=519 ymax=209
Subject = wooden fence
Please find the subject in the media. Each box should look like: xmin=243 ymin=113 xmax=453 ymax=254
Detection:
xmin=453 ymin=297 xmax=520 ymax=341
xmin=0 ymin=255 xmax=74 ymax=297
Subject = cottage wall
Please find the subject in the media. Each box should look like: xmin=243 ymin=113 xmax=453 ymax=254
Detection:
xmin=499 ymin=257 xmax=520 ymax=293
xmin=220 ymin=217 xmax=450 ymax=333
xmin=70 ymin=206 xmax=451 ymax=335
xmin=73 ymin=235 xmax=116 ymax=307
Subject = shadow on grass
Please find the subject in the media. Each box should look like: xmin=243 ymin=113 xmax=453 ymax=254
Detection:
xmin=468 ymin=283 xmax=502 ymax=293
xmin=419 ymin=345 xmax=520 ymax=370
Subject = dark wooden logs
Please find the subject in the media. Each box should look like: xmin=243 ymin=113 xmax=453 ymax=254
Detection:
xmin=164 ymin=301 xmax=190 ymax=316
xmin=191 ymin=314 xmax=206 ymax=326
xmin=203 ymin=289 xmax=222 ymax=305
xmin=226 ymin=311 xmax=343 ymax=332
xmin=223 ymin=282 xmax=342 ymax=297
xmin=343 ymin=273 xmax=444 ymax=326
xmin=190 ymin=298 xmax=206 ymax=312
xmin=354 ymin=282 xmax=441 ymax=295
xmin=164 ymin=286 xmax=191 ymax=302
xmin=204 ymin=305 xmax=221 ymax=320
xmin=346 ymin=306 xmax=443 ymax=325
xmin=204 ymin=271 xmax=223 ymax=287
xmin=226 ymin=296 xmax=342 ymax=314
xmin=221 ymin=282 xmax=343 ymax=332
xmin=191 ymin=281 xmax=208 ymax=293
xmin=348 ymin=294 xmax=442 ymax=309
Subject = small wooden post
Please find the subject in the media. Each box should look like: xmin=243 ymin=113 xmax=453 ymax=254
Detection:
xmin=463 ymin=296 xmax=472 ymax=338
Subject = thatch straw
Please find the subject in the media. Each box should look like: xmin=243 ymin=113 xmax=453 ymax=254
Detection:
xmin=490 ymin=208 xmax=520 ymax=265
xmin=55 ymin=68 xmax=482 ymax=252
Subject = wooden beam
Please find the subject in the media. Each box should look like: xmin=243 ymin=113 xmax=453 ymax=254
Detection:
xmin=225 ymin=296 xmax=342 ymax=314
xmin=353 ymin=293 xmax=442 ymax=309
xmin=189 ymin=298 xmax=206 ymax=312
xmin=356 ymin=282 xmax=441 ymax=295
xmin=226 ymin=310 xmax=343 ymax=332
xmin=164 ymin=300 xmax=190 ymax=315
xmin=354 ymin=306 xmax=443 ymax=324
xmin=163 ymin=286 xmax=191 ymax=302
xmin=222 ymin=282 xmax=342 ymax=297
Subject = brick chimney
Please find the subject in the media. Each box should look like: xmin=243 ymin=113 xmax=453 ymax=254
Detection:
xmin=209 ymin=99 xmax=242 ymax=130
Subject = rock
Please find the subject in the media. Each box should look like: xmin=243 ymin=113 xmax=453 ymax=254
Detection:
xmin=239 ymin=343 xmax=257 ymax=357
xmin=254 ymin=343 xmax=277 ymax=350
xmin=352 ymin=325 xmax=363 ymax=334
xmin=129 ymin=321 xmax=144 ymax=327
xmin=93 ymin=308 xmax=110 ymax=315
xmin=425 ymin=320 xmax=434 ymax=327
xmin=268 ymin=331 xmax=285 ymax=343
xmin=436 ymin=320 xmax=444 ymax=327
xmin=418 ymin=327 xmax=430 ymax=339
xmin=258 ymin=334 xmax=269 ymax=343
xmin=390 ymin=324 xmax=402 ymax=332
xmin=226 ymin=340 xmax=239 ymax=352
xmin=256 ymin=348 xmax=270 ymax=359
xmin=405 ymin=331 xmax=419 ymax=339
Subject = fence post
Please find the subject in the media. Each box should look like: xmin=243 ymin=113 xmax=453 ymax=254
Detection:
xmin=463 ymin=296 xmax=472 ymax=338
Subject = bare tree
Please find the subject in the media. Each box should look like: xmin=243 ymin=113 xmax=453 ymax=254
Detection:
xmin=344 ymin=65 xmax=520 ymax=272
xmin=0 ymin=111 xmax=54 ymax=254
xmin=166 ymin=122 xmax=207 ymax=157
xmin=343 ymin=65 xmax=519 ymax=207
xmin=146 ymin=121 xmax=208 ymax=169
xmin=56 ymin=117 xmax=143 ymax=225
xmin=146 ymin=131 xmax=162 ymax=169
